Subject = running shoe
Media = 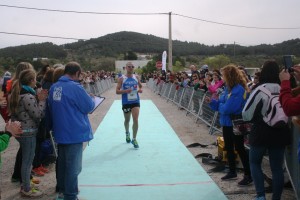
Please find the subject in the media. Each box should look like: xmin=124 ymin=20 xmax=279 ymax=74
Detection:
xmin=238 ymin=175 xmax=253 ymax=186
xmin=32 ymin=167 xmax=45 ymax=176
xmin=11 ymin=177 xmax=20 ymax=183
xmin=131 ymin=139 xmax=139 ymax=148
xmin=126 ymin=132 xmax=131 ymax=143
xmin=55 ymin=192 xmax=64 ymax=200
xmin=39 ymin=165 xmax=50 ymax=173
xmin=31 ymin=177 xmax=40 ymax=184
xmin=20 ymin=187 xmax=43 ymax=198
xmin=221 ymin=172 xmax=237 ymax=180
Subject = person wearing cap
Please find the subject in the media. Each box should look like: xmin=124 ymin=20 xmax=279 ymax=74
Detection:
xmin=1 ymin=71 xmax=11 ymax=94
xmin=201 ymin=64 xmax=209 ymax=70
xmin=200 ymin=65 xmax=209 ymax=79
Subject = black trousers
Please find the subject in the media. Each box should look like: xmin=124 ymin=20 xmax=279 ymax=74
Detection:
xmin=222 ymin=126 xmax=251 ymax=176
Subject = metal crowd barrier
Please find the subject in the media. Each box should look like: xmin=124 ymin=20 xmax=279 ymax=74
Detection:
xmin=147 ymin=78 xmax=300 ymax=200
xmin=83 ymin=78 xmax=114 ymax=96
xmin=285 ymin=122 xmax=300 ymax=200
xmin=147 ymin=78 xmax=222 ymax=135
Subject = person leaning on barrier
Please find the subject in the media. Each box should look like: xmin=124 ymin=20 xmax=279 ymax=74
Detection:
xmin=207 ymin=72 xmax=224 ymax=100
xmin=190 ymin=65 xmax=200 ymax=82
xmin=48 ymin=62 xmax=95 ymax=200
xmin=242 ymin=60 xmax=291 ymax=200
xmin=205 ymin=64 xmax=252 ymax=186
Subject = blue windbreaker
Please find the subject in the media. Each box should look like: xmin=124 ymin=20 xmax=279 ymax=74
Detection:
xmin=48 ymin=76 xmax=95 ymax=144
xmin=209 ymin=84 xmax=247 ymax=126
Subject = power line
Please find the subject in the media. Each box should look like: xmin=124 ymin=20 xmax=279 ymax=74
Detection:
xmin=0 ymin=31 xmax=86 ymax=40
xmin=0 ymin=4 xmax=299 ymax=45
xmin=173 ymin=13 xmax=300 ymax=30
xmin=0 ymin=4 xmax=168 ymax=15
xmin=1 ymin=4 xmax=300 ymax=30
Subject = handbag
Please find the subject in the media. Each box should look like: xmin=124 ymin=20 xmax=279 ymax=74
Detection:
xmin=231 ymin=114 xmax=252 ymax=136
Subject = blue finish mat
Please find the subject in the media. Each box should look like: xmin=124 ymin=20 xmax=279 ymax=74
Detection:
xmin=78 ymin=100 xmax=227 ymax=200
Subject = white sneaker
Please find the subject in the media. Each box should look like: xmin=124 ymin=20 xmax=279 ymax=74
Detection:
xmin=21 ymin=187 xmax=43 ymax=198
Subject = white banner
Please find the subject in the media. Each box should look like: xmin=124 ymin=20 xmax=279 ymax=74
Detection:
xmin=162 ymin=51 xmax=167 ymax=71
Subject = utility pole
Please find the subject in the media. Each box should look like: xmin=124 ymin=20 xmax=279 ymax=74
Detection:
xmin=168 ymin=12 xmax=173 ymax=71
xmin=233 ymin=41 xmax=236 ymax=58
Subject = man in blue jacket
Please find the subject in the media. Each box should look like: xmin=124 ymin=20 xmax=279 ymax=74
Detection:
xmin=48 ymin=62 xmax=95 ymax=200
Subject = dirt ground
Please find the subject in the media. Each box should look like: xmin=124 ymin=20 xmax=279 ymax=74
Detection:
xmin=0 ymin=83 xmax=296 ymax=200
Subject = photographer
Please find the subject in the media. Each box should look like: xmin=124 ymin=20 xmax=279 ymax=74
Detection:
xmin=279 ymin=64 xmax=300 ymax=116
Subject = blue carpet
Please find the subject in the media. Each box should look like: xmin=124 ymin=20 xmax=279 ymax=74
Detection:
xmin=78 ymin=100 xmax=227 ymax=200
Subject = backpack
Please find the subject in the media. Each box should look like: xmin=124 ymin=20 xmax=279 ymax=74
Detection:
xmin=257 ymin=84 xmax=288 ymax=128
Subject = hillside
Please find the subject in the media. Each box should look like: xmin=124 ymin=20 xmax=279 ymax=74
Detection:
xmin=0 ymin=42 xmax=67 ymax=60
xmin=0 ymin=31 xmax=300 ymax=70
xmin=64 ymin=31 xmax=300 ymax=57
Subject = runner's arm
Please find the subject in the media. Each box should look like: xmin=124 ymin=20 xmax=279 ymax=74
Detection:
xmin=116 ymin=77 xmax=131 ymax=94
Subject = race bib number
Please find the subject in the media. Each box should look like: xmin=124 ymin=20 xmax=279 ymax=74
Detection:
xmin=127 ymin=90 xmax=138 ymax=101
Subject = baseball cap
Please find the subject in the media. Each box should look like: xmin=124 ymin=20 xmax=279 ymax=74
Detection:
xmin=201 ymin=65 xmax=208 ymax=70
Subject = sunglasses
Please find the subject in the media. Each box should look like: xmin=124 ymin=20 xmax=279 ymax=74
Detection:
xmin=127 ymin=66 xmax=134 ymax=68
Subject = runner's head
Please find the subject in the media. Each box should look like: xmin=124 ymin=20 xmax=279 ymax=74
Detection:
xmin=126 ymin=62 xmax=134 ymax=74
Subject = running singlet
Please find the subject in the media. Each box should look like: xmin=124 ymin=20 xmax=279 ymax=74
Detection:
xmin=121 ymin=74 xmax=140 ymax=105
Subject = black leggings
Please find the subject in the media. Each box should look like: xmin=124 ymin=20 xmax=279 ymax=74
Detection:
xmin=223 ymin=126 xmax=251 ymax=176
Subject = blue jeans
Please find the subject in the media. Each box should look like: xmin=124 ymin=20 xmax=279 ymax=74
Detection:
xmin=250 ymin=146 xmax=285 ymax=200
xmin=57 ymin=143 xmax=83 ymax=200
xmin=16 ymin=136 xmax=36 ymax=191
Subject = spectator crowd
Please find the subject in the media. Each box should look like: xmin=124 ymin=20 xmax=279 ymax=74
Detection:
xmin=0 ymin=62 xmax=114 ymax=199
xmin=1 ymin=60 xmax=300 ymax=200
xmin=148 ymin=61 xmax=300 ymax=200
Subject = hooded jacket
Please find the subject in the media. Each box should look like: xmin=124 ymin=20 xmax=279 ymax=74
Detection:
xmin=48 ymin=76 xmax=95 ymax=144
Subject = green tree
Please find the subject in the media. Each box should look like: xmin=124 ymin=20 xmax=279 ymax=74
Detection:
xmin=134 ymin=68 xmax=143 ymax=75
xmin=173 ymin=56 xmax=185 ymax=67
xmin=172 ymin=61 xmax=184 ymax=73
xmin=142 ymin=60 xmax=156 ymax=74
xmin=124 ymin=51 xmax=137 ymax=60
xmin=96 ymin=58 xmax=115 ymax=71
xmin=32 ymin=60 xmax=49 ymax=72
xmin=202 ymin=55 xmax=231 ymax=69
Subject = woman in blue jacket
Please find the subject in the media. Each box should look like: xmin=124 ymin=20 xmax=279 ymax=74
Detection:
xmin=205 ymin=64 xmax=252 ymax=186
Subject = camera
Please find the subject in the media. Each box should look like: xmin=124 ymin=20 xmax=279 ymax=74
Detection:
xmin=283 ymin=55 xmax=294 ymax=72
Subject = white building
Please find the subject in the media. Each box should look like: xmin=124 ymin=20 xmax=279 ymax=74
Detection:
xmin=115 ymin=60 xmax=151 ymax=72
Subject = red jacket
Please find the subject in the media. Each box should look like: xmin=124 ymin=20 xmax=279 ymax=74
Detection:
xmin=279 ymin=80 xmax=300 ymax=116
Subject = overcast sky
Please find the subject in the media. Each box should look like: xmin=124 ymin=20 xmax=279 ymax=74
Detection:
xmin=0 ymin=0 xmax=300 ymax=49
